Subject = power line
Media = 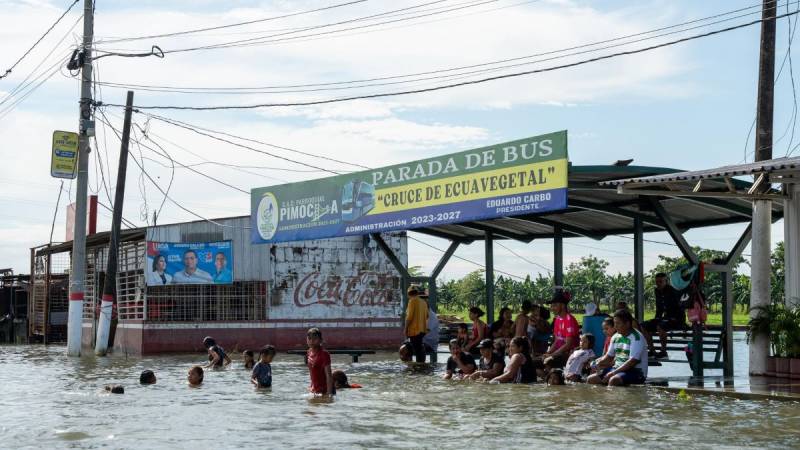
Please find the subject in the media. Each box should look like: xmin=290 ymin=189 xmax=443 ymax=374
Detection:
xmin=95 ymin=0 xmax=368 ymax=45
xmin=93 ymin=1 xmax=772 ymax=95
xmin=408 ymin=235 xmax=527 ymax=280
xmin=495 ymin=241 xmax=552 ymax=274
xmin=98 ymin=10 xmax=800 ymax=112
xmin=0 ymin=0 xmax=79 ymax=80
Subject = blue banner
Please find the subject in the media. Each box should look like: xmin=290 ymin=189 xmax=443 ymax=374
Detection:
xmin=145 ymin=241 xmax=233 ymax=286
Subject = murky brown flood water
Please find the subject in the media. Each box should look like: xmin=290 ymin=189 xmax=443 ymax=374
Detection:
xmin=1 ymin=343 xmax=798 ymax=449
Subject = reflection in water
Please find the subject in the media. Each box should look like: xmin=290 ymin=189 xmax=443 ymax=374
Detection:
xmin=0 ymin=344 xmax=798 ymax=449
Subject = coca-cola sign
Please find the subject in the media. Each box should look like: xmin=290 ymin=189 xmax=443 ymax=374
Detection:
xmin=294 ymin=271 xmax=397 ymax=308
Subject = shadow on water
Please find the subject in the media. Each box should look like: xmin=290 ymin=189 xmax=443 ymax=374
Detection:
xmin=1 ymin=344 xmax=799 ymax=449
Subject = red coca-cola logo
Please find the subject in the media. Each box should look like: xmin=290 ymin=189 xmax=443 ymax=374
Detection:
xmin=293 ymin=271 xmax=396 ymax=308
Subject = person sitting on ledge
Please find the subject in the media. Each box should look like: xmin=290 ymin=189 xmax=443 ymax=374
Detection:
xmin=588 ymin=309 xmax=648 ymax=387
xmin=564 ymin=333 xmax=596 ymax=382
xmin=443 ymin=339 xmax=476 ymax=380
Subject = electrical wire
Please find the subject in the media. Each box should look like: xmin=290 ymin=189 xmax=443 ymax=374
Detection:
xmin=0 ymin=0 xmax=79 ymax=79
xmin=94 ymin=0 xmax=368 ymax=44
xmin=94 ymin=1 xmax=773 ymax=95
xmin=98 ymin=10 xmax=800 ymax=112
xmin=408 ymin=235 xmax=527 ymax=280
xmin=495 ymin=241 xmax=552 ymax=274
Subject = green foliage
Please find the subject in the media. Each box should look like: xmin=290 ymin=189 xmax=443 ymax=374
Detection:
xmin=747 ymin=303 xmax=800 ymax=358
xmin=434 ymin=241 xmax=785 ymax=321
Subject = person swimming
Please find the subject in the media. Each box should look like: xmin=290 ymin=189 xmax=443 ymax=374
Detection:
xmin=203 ymin=336 xmax=231 ymax=368
xmin=188 ymin=366 xmax=204 ymax=386
xmin=139 ymin=370 xmax=156 ymax=385
xmin=332 ymin=370 xmax=362 ymax=389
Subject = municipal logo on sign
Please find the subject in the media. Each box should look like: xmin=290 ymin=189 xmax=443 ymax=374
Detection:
xmin=257 ymin=192 xmax=279 ymax=240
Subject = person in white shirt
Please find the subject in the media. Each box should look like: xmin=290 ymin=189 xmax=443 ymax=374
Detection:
xmin=587 ymin=309 xmax=648 ymax=386
xmin=172 ymin=250 xmax=213 ymax=284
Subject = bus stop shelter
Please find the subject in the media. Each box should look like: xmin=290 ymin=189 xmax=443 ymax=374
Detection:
xmin=370 ymin=163 xmax=784 ymax=378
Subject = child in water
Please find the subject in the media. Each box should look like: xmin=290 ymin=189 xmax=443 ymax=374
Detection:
xmin=456 ymin=323 xmax=469 ymax=349
xmin=564 ymin=334 xmax=596 ymax=382
xmin=332 ymin=370 xmax=362 ymax=389
xmin=203 ymin=336 xmax=231 ymax=368
xmin=546 ymin=369 xmax=565 ymax=386
xmin=306 ymin=328 xmax=334 ymax=396
xmin=243 ymin=350 xmax=255 ymax=369
xmin=139 ymin=370 xmax=156 ymax=385
xmin=251 ymin=345 xmax=275 ymax=388
xmin=188 ymin=366 xmax=204 ymax=386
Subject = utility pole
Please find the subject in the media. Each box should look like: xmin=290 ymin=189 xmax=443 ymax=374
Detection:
xmin=95 ymin=91 xmax=133 ymax=356
xmin=66 ymin=0 xmax=94 ymax=357
xmin=749 ymin=0 xmax=776 ymax=376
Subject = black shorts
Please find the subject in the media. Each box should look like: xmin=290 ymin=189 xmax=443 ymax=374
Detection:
xmin=643 ymin=318 xmax=685 ymax=333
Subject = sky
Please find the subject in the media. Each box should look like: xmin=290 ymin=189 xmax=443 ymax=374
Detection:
xmin=0 ymin=0 xmax=796 ymax=282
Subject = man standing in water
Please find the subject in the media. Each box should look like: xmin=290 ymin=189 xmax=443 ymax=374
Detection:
xmin=543 ymin=289 xmax=579 ymax=369
xmin=404 ymin=285 xmax=429 ymax=363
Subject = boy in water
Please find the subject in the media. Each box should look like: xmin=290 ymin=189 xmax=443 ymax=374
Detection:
xmin=306 ymin=328 xmax=334 ymax=396
xmin=332 ymin=370 xmax=362 ymax=389
xmin=139 ymin=370 xmax=156 ymax=385
xmin=251 ymin=345 xmax=275 ymax=388
xmin=203 ymin=336 xmax=231 ymax=368
xmin=443 ymin=339 xmax=476 ymax=380
xmin=564 ymin=333 xmax=596 ymax=382
xmin=456 ymin=323 xmax=469 ymax=349
xmin=188 ymin=366 xmax=204 ymax=386
xmin=243 ymin=350 xmax=255 ymax=369
xmin=546 ymin=369 xmax=566 ymax=386
xmin=398 ymin=342 xmax=413 ymax=362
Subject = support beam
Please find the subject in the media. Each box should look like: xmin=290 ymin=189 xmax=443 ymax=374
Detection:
xmin=430 ymin=241 xmax=460 ymax=280
xmin=721 ymin=271 xmax=734 ymax=378
xmin=724 ymin=224 xmax=752 ymax=268
xmin=485 ymin=231 xmax=495 ymax=324
xmin=785 ymin=183 xmax=800 ymax=308
xmin=554 ymin=227 xmax=564 ymax=286
xmin=411 ymin=227 xmax=472 ymax=243
xmin=633 ymin=218 xmax=645 ymax=324
xmin=516 ymin=215 xmax=602 ymax=240
xmin=649 ymin=198 xmax=699 ymax=265
xmin=749 ymin=200 xmax=772 ymax=375
xmin=567 ymin=199 xmax=665 ymax=228
xmin=455 ymin=222 xmax=533 ymax=243
xmin=371 ymin=233 xmax=410 ymax=278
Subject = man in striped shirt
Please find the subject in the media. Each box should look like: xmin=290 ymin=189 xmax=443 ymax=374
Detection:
xmin=587 ymin=309 xmax=648 ymax=386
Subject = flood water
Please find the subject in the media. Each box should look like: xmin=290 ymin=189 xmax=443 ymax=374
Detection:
xmin=1 ymin=337 xmax=799 ymax=449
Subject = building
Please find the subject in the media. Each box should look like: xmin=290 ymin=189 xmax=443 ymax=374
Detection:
xmin=30 ymin=216 xmax=407 ymax=354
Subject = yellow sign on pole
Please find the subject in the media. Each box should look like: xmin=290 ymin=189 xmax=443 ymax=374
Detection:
xmin=51 ymin=130 xmax=79 ymax=179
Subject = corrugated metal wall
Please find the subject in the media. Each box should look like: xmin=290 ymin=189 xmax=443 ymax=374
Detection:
xmin=146 ymin=217 xmax=270 ymax=282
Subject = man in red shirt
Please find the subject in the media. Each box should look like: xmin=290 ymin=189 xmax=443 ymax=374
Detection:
xmin=543 ymin=289 xmax=579 ymax=370
xmin=306 ymin=328 xmax=334 ymax=396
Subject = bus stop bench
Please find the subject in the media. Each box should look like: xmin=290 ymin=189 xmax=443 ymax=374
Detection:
xmin=287 ymin=349 xmax=376 ymax=363
xmin=647 ymin=326 xmax=725 ymax=370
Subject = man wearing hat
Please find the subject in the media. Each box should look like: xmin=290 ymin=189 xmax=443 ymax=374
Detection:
xmin=405 ymin=285 xmax=429 ymax=363
xmin=543 ymin=288 xmax=579 ymax=369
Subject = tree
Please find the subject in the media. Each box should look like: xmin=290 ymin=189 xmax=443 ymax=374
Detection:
xmin=563 ymin=256 xmax=611 ymax=309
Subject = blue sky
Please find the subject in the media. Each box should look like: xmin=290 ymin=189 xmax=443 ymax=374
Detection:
xmin=0 ymin=0 xmax=795 ymax=281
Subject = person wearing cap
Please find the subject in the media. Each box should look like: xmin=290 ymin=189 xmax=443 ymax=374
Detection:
xmin=469 ymin=338 xmax=506 ymax=381
xmin=443 ymin=339 xmax=476 ymax=380
xmin=543 ymin=289 xmax=579 ymax=370
xmin=405 ymin=285 xmax=429 ymax=363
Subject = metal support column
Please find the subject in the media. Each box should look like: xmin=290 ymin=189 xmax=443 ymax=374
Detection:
xmin=554 ymin=227 xmax=564 ymax=286
xmin=485 ymin=231 xmax=495 ymax=324
xmin=785 ymin=184 xmax=800 ymax=308
xmin=721 ymin=270 xmax=734 ymax=378
xmin=633 ymin=217 xmax=645 ymax=323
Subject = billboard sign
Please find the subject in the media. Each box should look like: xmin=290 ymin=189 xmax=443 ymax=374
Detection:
xmin=145 ymin=241 xmax=234 ymax=286
xmin=51 ymin=130 xmax=79 ymax=179
xmin=252 ymin=131 xmax=568 ymax=244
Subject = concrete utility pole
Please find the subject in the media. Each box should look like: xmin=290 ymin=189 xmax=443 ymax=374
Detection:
xmin=749 ymin=0 xmax=777 ymax=376
xmin=66 ymin=0 xmax=94 ymax=357
xmin=95 ymin=91 xmax=133 ymax=356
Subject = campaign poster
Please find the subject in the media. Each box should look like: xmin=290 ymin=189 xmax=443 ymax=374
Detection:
xmin=145 ymin=241 xmax=233 ymax=286
xmin=251 ymin=130 xmax=568 ymax=244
